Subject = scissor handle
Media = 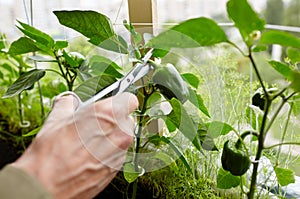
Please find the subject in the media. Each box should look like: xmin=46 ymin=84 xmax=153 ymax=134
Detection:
xmin=54 ymin=91 xmax=83 ymax=109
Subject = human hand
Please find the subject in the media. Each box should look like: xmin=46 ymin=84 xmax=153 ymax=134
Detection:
xmin=12 ymin=92 xmax=139 ymax=199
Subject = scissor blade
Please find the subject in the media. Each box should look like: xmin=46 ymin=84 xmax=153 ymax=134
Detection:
xmin=81 ymin=80 xmax=120 ymax=106
xmin=112 ymin=49 xmax=154 ymax=95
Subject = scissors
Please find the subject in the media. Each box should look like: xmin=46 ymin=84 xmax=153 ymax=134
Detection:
xmin=55 ymin=48 xmax=154 ymax=109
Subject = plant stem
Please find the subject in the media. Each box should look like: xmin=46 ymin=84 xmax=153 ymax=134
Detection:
xmin=53 ymin=51 xmax=72 ymax=91
xmin=264 ymin=142 xmax=300 ymax=150
xmin=26 ymin=0 xmax=45 ymax=120
xmin=275 ymin=100 xmax=294 ymax=163
xmin=131 ymin=88 xmax=149 ymax=199
xmin=247 ymin=99 xmax=271 ymax=199
xmin=131 ymin=179 xmax=138 ymax=199
xmin=248 ymin=53 xmax=269 ymax=99
xmin=18 ymin=94 xmax=25 ymax=126
xmin=264 ymin=92 xmax=296 ymax=134
xmin=247 ymin=51 xmax=270 ymax=199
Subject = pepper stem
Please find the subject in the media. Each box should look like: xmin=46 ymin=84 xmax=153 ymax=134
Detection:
xmin=235 ymin=130 xmax=259 ymax=149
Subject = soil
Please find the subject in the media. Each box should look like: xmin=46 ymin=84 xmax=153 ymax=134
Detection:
xmin=0 ymin=137 xmax=22 ymax=169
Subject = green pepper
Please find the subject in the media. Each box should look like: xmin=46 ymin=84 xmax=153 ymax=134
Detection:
xmin=252 ymin=87 xmax=278 ymax=111
xmin=152 ymin=63 xmax=189 ymax=103
xmin=221 ymin=140 xmax=250 ymax=176
xmin=221 ymin=131 xmax=256 ymax=176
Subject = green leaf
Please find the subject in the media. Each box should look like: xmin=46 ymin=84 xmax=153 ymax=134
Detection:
xmin=246 ymin=106 xmax=264 ymax=130
xmin=252 ymin=45 xmax=267 ymax=52
xmin=54 ymin=40 xmax=68 ymax=50
xmin=205 ymin=121 xmax=234 ymax=138
xmin=123 ymin=20 xmax=142 ymax=45
xmin=290 ymin=71 xmax=300 ymax=92
xmin=181 ymin=73 xmax=199 ymax=89
xmin=148 ymin=135 xmax=192 ymax=173
xmin=274 ymin=167 xmax=295 ymax=186
xmin=0 ymin=34 xmax=5 ymax=50
xmin=17 ymin=20 xmax=54 ymax=52
xmin=148 ymin=17 xmax=228 ymax=49
xmin=63 ymin=50 xmax=78 ymax=67
xmin=3 ymin=69 xmax=46 ymax=98
xmin=123 ymin=163 xmax=143 ymax=183
xmin=145 ymin=92 xmax=171 ymax=117
xmin=286 ymin=47 xmax=300 ymax=64
xmin=53 ymin=10 xmax=128 ymax=53
xmin=88 ymin=55 xmax=123 ymax=78
xmin=152 ymin=48 xmax=170 ymax=58
xmin=292 ymin=95 xmax=300 ymax=116
xmin=217 ymin=168 xmax=240 ymax=189
xmin=227 ymin=0 xmax=265 ymax=46
xmin=165 ymin=118 xmax=177 ymax=133
xmin=152 ymin=152 xmax=175 ymax=166
xmin=188 ymin=88 xmax=210 ymax=118
xmin=198 ymin=128 xmax=218 ymax=151
xmin=8 ymin=37 xmax=40 ymax=55
xmin=22 ymin=127 xmax=41 ymax=137
xmin=28 ymin=55 xmax=57 ymax=62
xmin=166 ymin=98 xmax=201 ymax=151
xmin=74 ymin=75 xmax=116 ymax=101
xmin=260 ymin=30 xmax=300 ymax=49
xmin=268 ymin=60 xmax=294 ymax=81
xmin=41 ymin=81 xmax=67 ymax=98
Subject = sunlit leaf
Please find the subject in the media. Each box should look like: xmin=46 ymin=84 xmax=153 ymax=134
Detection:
xmin=3 ymin=69 xmax=46 ymax=98
xmin=166 ymin=98 xmax=201 ymax=150
xmin=148 ymin=135 xmax=192 ymax=173
xmin=74 ymin=75 xmax=116 ymax=101
xmin=286 ymin=47 xmax=300 ymax=64
xmin=291 ymin=95 xmax=300 ymax=116
xmin=268 ymin=60 xmax=293 ymax=81
xmin=123 ymin=163 xmax=143 ymax=183
xmin=54 ymin=40 xmax=68 ymax=50
xmin=148 ymin=17 xmax=228 ymax=49
xmin=17 ymin=20 xmax=54 ymax=52
xmin=152 ymin=152 xmax=175 ymax=166
xmin=217 ymin=168 xmax=240 ymax=189
xmin=227 ymin=0 xmax=265 ymax=46
xmin=274 ymin=167 xmax=295 ymax=186
xmin=260 ymin=30 xmax=300 ymax=49
xmin=53 ymin=10 xmax=128 ymax=53
xmin=205 ymin=121 xmax=234 ymax=138
xmin=252 ymin=45 xmax=267 ymax=52
xmin=0 ymin=34 xmax=5 ymax=50
xmin=8 ymin=37 xmax=39 ymax=55
xmin=291 ymin=71 xmax=300 ymax=93
xmin=63 ymin=50 xmax=78 ymax=67
xmin=123 ymin=20 xmax=142 ymax=45
xmin=145 ymin=92 xmax=171 ymax=117
xmin=198 ymin=128 xmax=218 ymax=151
xmin=28 ymin=55 xmax=57 ymax=62
xmin=88 ymin=55 xmax=123 ymax=78
xmin=181 ymin=73 xmax=199 ymax=89
xmin=22 ymin=127 xmax=41 ymax=137
xmin=41 ymin=81 xmax=67 ymax=98
xmin=188 ymin=88 xmax=210 ymax=118
xmin=246 ymin=106 xmax=264 ymax=131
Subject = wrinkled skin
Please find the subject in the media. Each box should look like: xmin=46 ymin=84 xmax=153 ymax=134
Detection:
xmin=12 ymin=92 xmax=139 ymax=199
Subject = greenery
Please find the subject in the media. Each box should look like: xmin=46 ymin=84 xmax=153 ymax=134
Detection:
xmin=1 ymin=0 xmax=300 ymax=198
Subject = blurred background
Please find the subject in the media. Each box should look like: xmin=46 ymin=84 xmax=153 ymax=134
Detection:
xmin=1 ymin=0 xmax=299 ymax=41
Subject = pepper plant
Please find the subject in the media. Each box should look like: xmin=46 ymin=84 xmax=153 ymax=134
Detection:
xmin=2 ymin=8 xmax=219 ymax=198
xmin=141 ymin=0 xmax=300 ymax=198
xmin=146 ymin=0 xmax=300 ymax=198
xmin=2 ymin=0 xmax=300 ymax=198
